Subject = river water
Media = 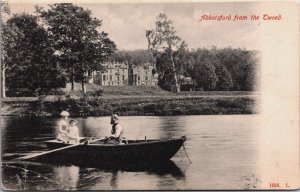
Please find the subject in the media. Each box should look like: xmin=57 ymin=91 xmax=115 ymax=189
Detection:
xmin=1 ymin=115 xmax=260 ymax=190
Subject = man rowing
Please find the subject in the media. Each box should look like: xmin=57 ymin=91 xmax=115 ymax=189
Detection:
xmin=104 ymin=114 xmax=126 ymax=144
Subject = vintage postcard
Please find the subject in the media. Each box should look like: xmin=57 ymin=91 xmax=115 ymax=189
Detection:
xmin=1 ymin=0 xmax=299 ymax=190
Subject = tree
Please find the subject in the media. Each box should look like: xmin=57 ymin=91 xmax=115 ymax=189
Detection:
xmin=243 ymin=61 xmax=257 ymax=91
xmin=1 ymin=2 xmax=12 ymax=98
xmin=215 ymin=64 xmax=233 ymax=91
xmin=156 ymin=50 xmax=173 ymax=90
xmin=175 ymin=47 xmax=195 ymax=77
xmin=240 ymin=51 xmax=258 ymax=91
xmin=193 ymin=60 xmax=218 ymax=91
xmin=189 ymin=47 xmax=258 ymax=91
xmin=215 ymin=48 xmax=258 ymax=91
xmin=146 ymin=13 xmax=186 ymax=93
xmin=37 ymin=3 xmax=116 ymax=93
xmin=3 ymin=13 xmax=65 ymax=96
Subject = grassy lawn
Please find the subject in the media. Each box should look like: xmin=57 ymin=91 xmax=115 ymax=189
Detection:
xmin=69 ymin=83 xmax=258 ymax=96
xmin=1 ymin=83 xmax=259 ymax=116
xmin=2 ymin=83 xmax=259 ymax=102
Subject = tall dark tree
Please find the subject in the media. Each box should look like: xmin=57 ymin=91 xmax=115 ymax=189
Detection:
xmin=243 ymin=61 xmax=257 ymax=91
xmin=3 ymin=13 xmax=65 ymax=95
xmin=241 ymin=51 xmax=258 ymax=91
xmin=193 ymin=59 xmax=218 ymax=91
xmin=37 ymin=3 xmax=116 ymax=93
xmin=155 ymin=50 xmax=173 ymax=90
xmin=215 ymin=64 xmax=233 ymax=91
xmin=215 ymin=47 xmax=258 ymax=91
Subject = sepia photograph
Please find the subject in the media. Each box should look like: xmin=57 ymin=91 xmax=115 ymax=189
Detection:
xmin=1 ymin=0 xmax=299 ymax=190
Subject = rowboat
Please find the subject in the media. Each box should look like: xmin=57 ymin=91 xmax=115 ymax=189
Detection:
xmin=36 ymin=136 xmax=186 ymax=165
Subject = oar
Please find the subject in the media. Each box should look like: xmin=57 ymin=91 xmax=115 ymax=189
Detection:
xmin=16 ymin=137 xmax=106 ymax=161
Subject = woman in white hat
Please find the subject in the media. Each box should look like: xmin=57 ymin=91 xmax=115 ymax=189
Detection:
xmin=57 ymin=110 xmax=70 ymax=143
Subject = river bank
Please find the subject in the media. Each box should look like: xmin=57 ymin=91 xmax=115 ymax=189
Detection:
xmin=1 ymin=95 xmax=258 ymax=117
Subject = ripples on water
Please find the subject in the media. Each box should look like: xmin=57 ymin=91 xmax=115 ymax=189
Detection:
xmin=1 ymin=115 xmax=260 ymax=190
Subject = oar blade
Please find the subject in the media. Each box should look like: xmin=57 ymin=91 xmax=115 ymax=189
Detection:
xmin=14 ymin=137 xmax=106 ymax=161
xmin=15 ymin=143 xmax=82 ymax=160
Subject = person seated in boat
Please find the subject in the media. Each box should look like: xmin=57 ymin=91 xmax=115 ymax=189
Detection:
xmin=104 ymin=114 xmax=125 ymax=144
xmin=67 ymin=120 xmax=80 ymax=144
xmin=57 ymin=110 xmax=70 ymax=143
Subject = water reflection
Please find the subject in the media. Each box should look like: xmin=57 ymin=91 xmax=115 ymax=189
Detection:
xmin=53 ymin=165 xmax=79 ymax=189
xmin=42 ymin=157 xmax=185 ymax=178
xmin=110 ymin=170 xmax=118 ymax=189
xmin=157 ymin=117 xmax=187 ymax=139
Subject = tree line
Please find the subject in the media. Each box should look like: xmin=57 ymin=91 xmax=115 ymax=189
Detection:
xmin=176 ymin=47 xmax=259 ymax=91
xmin=109 ymin=47 xmax=259 ymax=91
xmin=1 ymin=4 xmax=259 ymax=98
xmin=145 ymin=13 xmax=259 ymax=92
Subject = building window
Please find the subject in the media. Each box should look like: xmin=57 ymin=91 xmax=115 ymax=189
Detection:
xmin=103 ymin=75 xmax=106 ymax=81
xmin=145 ymin=76 xmax=148 ymax=81
xmin=110 ymin=75 xmax=112 ymax=81
xmin=138 ymin=76 xmax=140 ymax=81
xmin=117 ymin=76 xmax=119 ymax=81
xmin=122 ymin=75 xmax=125 ymax=81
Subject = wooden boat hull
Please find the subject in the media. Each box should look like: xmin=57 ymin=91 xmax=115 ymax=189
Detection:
xmin=40 ymin=136 xmax=186 ymax=165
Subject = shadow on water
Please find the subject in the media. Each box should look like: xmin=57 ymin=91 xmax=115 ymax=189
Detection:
xmin=2 ymin=159 xmax=185 ymax=190
xmin=35 ymin=157 xmax=185 ymax=179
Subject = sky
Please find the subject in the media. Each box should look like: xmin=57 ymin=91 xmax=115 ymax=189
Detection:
xmin=7 ymin=2 xmax=267 ymax=51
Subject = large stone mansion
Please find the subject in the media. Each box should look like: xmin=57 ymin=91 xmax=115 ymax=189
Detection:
xmin=88 ymin=61 xmax=158 ymax=86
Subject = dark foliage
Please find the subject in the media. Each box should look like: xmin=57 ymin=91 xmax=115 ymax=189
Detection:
xmin=36 ymin=3 xmax=116 ymax=93
xmin=3 ymin=14 xmax=66 ymax=93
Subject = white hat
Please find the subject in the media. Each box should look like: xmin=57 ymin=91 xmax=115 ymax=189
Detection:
xmin=111 ymin=114 xmax=119 ymax=120
xmin=69 ymin=119 xmax=78 ymax=125
xmin=60 ymin=111 xmax=70 ymax=117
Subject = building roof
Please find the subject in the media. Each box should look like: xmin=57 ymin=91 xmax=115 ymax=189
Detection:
xmin=102 ymin=61 xmax=128 ymax=69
